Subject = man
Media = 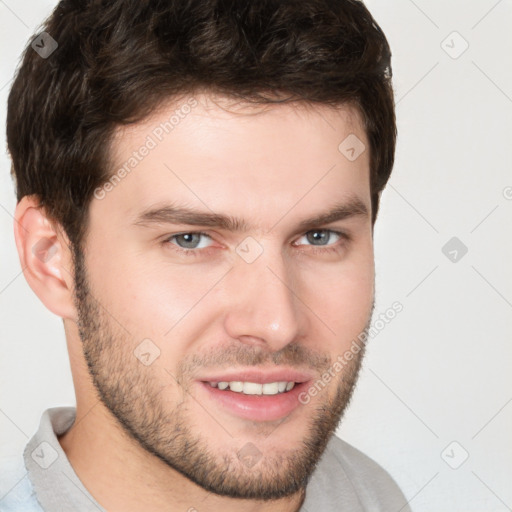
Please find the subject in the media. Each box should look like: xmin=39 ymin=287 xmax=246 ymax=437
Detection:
xmin=1 ymin=0 xmax=410 ymax=510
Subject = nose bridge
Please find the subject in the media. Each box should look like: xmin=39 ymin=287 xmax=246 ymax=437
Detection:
xmin=223 ymin=242 xmax=303 ymax=349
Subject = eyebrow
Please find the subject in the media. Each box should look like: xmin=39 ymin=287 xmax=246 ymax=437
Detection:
xmin=132 ymin=196 xmax=369 ymax=233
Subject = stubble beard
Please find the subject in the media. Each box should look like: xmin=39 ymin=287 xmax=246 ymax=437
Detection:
xmin=72 ymin=247 xmax=370 ymax=501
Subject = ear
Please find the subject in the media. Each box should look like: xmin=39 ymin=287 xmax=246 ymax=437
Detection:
xmin=13 ymin=195 xmax=78 ymax=321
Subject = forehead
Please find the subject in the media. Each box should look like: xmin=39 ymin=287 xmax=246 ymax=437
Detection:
xmin=97 ymin=93 xmax=371 ymax=230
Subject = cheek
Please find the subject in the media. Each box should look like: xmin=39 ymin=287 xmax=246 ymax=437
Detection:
xmin=88 ymin=245 xmax=227 ymax=345
xmin=86 ymin=229 xmax=373 ymax=356
xmin=299 ymin=251 xmax=374 ymax=346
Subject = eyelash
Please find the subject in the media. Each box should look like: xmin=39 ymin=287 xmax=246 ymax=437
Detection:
xmin=162 ymin=230 xmax=351 ymax=258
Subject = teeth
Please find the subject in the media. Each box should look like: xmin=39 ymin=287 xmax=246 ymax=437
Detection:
xmin=229 ymin=381 xmax=244 ymax=392
xmin=209 ymin=381 xmax=296 ymax=395
xmin=262 ymin=382 xmax=279 ymax=395
xmin=243 ymin=382 xmax=262 ymax=395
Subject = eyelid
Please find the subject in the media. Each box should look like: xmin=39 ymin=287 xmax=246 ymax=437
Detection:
xmin=165 ymin=231 xmax=214 ymax=246
xmin=293 ymin=228 xmax=350 ymax=245
xmin=162 ymin=228 xmax=350 ymax=254
xmin=164 ymin=228 xmax=348 ymax=241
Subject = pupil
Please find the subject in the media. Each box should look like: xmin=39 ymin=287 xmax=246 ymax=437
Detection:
xmin=307 ymin=230 xmax=329 ymax=246
xmin=178 ymin=233 xmax=199 ymax=248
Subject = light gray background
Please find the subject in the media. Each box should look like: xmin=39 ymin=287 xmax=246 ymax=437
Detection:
xmin=1 ymin=1 xmax=511 ymax=510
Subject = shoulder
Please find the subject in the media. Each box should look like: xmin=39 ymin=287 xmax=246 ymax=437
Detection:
xmin=311 ymin=434 xmax=411 ymax=511
xmin=329 ymin=435 xmax=401 ymax=483
xmin=0 ymin=454 xmax=43 ymax=512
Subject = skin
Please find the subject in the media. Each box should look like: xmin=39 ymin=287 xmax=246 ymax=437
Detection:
xmin=14 ymin=93 xmax=376 ymax=512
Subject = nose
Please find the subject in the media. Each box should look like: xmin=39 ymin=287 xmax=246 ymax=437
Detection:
xmin=223 ymin=245 xmax=306 ymax=351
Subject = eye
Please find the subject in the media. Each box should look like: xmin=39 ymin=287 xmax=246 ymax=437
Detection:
xmin=166 ymin=232 xmax=213 ymax=250
xmin=295 ymin=229 xmax=346 ymax=247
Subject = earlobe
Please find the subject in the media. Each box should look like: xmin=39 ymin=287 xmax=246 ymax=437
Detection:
xmin=13 ymin=195 xmax=78 ymax=321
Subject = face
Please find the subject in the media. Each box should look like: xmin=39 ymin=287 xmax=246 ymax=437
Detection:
xmin=74 ymin=94 xmax=375 ymax=500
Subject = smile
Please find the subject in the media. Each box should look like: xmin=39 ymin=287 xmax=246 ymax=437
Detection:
xmin=206 ymin=381 xmax=296 ymax=395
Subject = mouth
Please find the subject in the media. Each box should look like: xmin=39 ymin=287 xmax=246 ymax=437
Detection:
xmin=196 ymin=369 xmax=313 ymax=422
xmin=205 ymin=380 xmax=298 ymax=395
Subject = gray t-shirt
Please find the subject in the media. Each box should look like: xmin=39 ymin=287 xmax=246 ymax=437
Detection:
xmin=0 ymin=407 xmax=411 ymax=511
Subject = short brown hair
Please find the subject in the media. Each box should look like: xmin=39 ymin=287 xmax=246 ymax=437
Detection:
xmin=7 ymin=0 xmax=395 ymax=250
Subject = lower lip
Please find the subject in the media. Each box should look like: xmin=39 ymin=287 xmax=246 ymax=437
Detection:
xmin=198 ymin=381 xmax=310 ymax=422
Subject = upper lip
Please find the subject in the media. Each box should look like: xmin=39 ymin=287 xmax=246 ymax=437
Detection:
xmin=198 ymin=368 xmax=315 ymax=384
